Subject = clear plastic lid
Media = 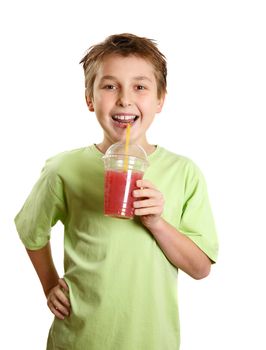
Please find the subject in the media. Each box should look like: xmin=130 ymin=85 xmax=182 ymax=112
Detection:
xmin=103 ymin=142 xmax=149 ymax=172
xmin=103 ymin=142 xmax=148 ymax=160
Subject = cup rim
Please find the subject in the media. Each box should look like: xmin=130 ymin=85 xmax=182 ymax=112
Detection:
xmin=102 ymin=142 xmax=148 ymax=161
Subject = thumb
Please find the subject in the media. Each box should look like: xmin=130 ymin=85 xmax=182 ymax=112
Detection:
xmin=58 ymin=278 xmax=69 ymax=292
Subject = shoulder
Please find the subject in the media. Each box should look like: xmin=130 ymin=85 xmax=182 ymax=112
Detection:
xmin=46 ymin=146 xmax=88 ymax=164
xmin=155 ymin=147 xmax=208 ymax=193
xmin=40 ymin=145 xmax=102 ymax=184
xmin=154 ymin=146 xmax=201 ymax=175
xmin=43 ymin=147 xmax=91 ymax=174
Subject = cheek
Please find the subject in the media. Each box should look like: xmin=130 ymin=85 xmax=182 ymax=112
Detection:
xmin=95 ymin=94 xmax=114 ymax=109
xmin=142 ymin=100 xmax=160 ymax=115
xmin=139 ymin=96 xmax=155 ymax=110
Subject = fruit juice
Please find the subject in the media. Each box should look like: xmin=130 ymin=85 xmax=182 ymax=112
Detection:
xmin=104 ymin=169 xmax=144 ymax=218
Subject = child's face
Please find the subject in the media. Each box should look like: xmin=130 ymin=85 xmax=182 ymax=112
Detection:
xmin=86 ymin=54 xmax=165 ymax=153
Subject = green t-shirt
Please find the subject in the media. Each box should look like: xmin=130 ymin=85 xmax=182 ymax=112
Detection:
xmin=15 ymin=145 xmax=218 ymax=350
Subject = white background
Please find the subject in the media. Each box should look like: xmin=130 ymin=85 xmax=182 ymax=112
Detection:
xmin=1 ymin=0 xmax=265 ymax=349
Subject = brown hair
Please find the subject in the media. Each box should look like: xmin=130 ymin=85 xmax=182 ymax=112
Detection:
xmin=80 ymin=33 xmax=167 ymax=99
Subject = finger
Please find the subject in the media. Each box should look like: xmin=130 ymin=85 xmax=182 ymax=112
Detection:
xmin=55 ymin=288 xmax=71 ymax=308
xmin=49 ymin=303 xmax=67 ymax=320
xmin=58 ymin=278 xmax=69 ymax=292
xmin=53 ymin=299 xmax=70 ymax=316
xmin=133 ymin=198 xmax=163 ymax=209
xmin=48 ymin=297 xmax=70 ymax=317
xmin=135 ymin=206 xmax=163 ymax=216
xmin=47 ymin=286 xmax=70 ymax=312
xmin=133 ymin=188 xmax=161 ymax=199
xmin=136 ymin=179 xmax=156 ymax=189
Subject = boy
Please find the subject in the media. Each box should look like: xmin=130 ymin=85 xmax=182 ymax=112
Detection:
xmin=15 ymin=33 xmax=218 ymax=349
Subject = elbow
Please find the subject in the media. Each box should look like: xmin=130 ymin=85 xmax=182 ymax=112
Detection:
xmin=192 ymin=262 xmax=211 ymax=280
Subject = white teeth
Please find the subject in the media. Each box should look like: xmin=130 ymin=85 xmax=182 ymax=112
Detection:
xmin=112 ymin=115 xmax=136 ymax=121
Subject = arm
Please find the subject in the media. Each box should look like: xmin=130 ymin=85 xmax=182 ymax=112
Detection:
xmin=141 ymin=217 xmax=211 ymax=279
xmin=26 ymin=242 xmax=59 ymax=296
xmin=133 ymin=180 xmax=211 ymax=280
xmin=26 ymin=242 xmax=70 ymax=319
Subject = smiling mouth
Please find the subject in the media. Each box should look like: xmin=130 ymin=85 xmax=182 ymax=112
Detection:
xmin=111 ymin=115 xmax=139 ymax=126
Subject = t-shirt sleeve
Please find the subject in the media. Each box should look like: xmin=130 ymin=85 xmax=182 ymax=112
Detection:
xmin=14 ymin=160 xmax=67 ymax=250
xmin=178 ymin=162 xmax=219 ymax=262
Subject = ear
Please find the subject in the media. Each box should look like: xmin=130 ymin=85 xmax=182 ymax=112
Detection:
xmin=156 ymin=93 xmax=166 ymax=113
xmin=85 ymin=93 xmax=95 ymax=112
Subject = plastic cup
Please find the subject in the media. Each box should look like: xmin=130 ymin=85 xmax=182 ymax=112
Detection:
xmin=103 ymin=142 xmax=149 ymax=219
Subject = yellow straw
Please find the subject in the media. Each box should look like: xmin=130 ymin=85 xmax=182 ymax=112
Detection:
xmin=124 ymin=124 xmax=131 ymax=172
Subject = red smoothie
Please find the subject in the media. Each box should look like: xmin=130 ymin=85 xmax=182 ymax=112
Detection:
xmin=104 ymin=169 xmax=144 ymax=218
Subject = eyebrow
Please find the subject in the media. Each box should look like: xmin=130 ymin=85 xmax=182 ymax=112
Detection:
xmin=100 ymin=75 xmax=153 ymax=83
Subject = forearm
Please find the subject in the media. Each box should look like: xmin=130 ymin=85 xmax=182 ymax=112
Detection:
xmin=26 ymin=242 xmax=59 ymax=297
xmin=148 ymin=218 xmax=211 ymax=279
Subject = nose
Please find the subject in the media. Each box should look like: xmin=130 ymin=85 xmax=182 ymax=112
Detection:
xmin=116 ymin=89 xmax=132 ymax=107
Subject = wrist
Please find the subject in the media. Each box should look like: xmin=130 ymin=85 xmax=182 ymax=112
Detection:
xmin=43 ymin=276 xmax=60 ymax=298
xmin=145 ymin=216 xmax=166 ymax=236
xmin=44 ymin=283 xmax=57 ymax=298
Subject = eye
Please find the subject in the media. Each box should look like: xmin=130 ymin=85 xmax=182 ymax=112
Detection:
xmin=103 ymin=84 xmax=117 ymax=90
xmin=136 ymin=85 xmax=146 ymax=90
